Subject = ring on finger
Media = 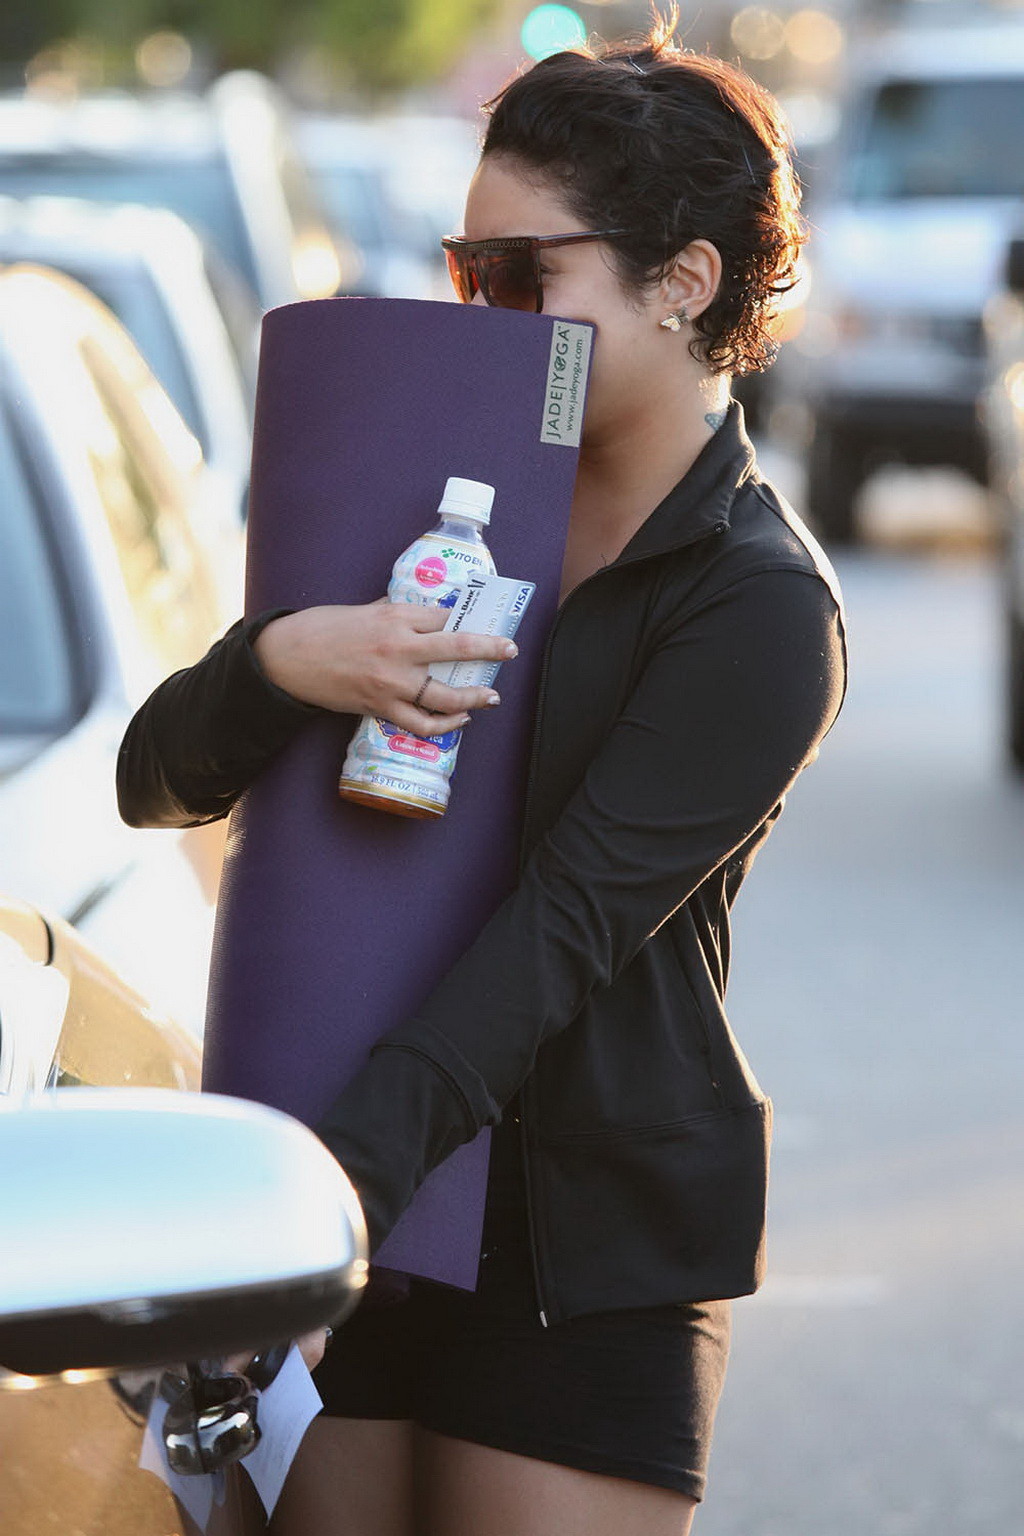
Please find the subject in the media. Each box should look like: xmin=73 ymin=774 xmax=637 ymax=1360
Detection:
xmin=413 ymin=677 xmax=432 ymax=710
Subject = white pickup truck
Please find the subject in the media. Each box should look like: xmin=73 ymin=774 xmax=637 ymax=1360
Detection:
xmin=780 ymin=20 xmax=1024 ymax=541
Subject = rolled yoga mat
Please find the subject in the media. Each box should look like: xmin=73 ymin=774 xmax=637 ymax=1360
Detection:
xmin=204 ymin=297 xmax=592 ymax=1287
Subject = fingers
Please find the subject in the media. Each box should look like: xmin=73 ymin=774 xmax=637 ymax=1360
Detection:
xmin=426 ymin=680 xmax=501 ymax=717
xmin=439 ymin=631 xmax=519 ymax=664
xmin=386 ymin=701 xmax=473 ymax=738
xmin=411 ymin=630 xmax=519 ymax=667
xmin=385 ymin=676 xmax=500 ymax=740
xmin=408 ymin=605 xmax=450 ymax=631
xmin=404 ymin=607 xmax=519 ymax=662
xmin=295 ymin=1328 xmax=329 ymax=1373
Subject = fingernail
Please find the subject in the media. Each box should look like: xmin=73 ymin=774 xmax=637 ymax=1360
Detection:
xmin=501 ymin=641 xmax=518 ymax=658
xmin=486 ymin=692 xmax=501 ymax=706
xmin=459 ymin=713 xmax=471 ymax=726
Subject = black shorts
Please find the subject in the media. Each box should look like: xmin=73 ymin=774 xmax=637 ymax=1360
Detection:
xmin=312 ymin=1242 xmax=731 ymax=1502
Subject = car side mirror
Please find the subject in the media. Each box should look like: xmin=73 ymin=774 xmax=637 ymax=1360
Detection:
xmin=0 ymin=1089 xmax=368 ymax=1384
xmin=1006 ymin=238 xmax=1024 ymax=297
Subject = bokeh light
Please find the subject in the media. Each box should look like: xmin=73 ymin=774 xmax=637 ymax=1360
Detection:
xmin=292 ymin=234 xmax=344 ymax=301
xmin=785 ymin=10 xmax=845 ymax=67
xmin=1005 ymin=362 xmax=1024 ymax=413
xmin=779 ymin=89 xmax=841 ymax=147
xmin=24 ymin=40 xmax=103 ymax=98
xmin=135 ymin=31 xmax=193 ymax=89
xmin=730 ymin=7 xmax=786 ymax=61
xmin=521 ymin=5 xmax=588 ymax=62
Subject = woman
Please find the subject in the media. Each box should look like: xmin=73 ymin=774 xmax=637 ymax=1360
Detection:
xmin=119 ymin=16 xmax=847 ymax=1536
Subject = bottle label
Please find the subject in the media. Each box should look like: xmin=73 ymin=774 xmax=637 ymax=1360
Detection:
xmin=389 ymin=734 xmax=441 ymax=763
xmin=415 ymin=556 xmax=448 ymax=589
xmin=391 ymin=532 xmax=496 ymax=607
xmin=339 ymin=519 xmax=499 ymax=815
xmin=339 ymin=715 xmax=464 ymax=810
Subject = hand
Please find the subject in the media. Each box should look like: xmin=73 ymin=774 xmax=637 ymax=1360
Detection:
xmin=253 ymin=602 xmax=518 ymax=737
xmin=294 ymin=1327 xmax=330 ymax=1373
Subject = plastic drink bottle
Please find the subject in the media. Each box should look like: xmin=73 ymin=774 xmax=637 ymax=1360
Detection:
xmin=338 ymin=477 xmax=497 ymax=818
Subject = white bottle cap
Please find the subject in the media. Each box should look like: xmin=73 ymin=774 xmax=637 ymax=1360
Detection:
xmin=438 ymin=476 xmax=495 ymax=525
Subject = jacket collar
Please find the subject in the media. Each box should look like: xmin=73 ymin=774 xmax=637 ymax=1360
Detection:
xmin=614 ymin=399 xmax=757 ymax=567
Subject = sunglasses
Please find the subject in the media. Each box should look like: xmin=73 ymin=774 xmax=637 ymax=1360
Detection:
xmin=441 ymin=230 xmax=628 ymax=312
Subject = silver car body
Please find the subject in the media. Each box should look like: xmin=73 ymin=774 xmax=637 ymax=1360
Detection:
xmin=0 ymin=195 xmax=254 ymax=548
xmin=0 ymin=265 xmax=236 ymax=1037
xmin=0 ymin=75 xmax=345 ymax=313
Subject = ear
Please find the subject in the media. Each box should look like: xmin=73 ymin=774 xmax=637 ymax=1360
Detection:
xmin=660 ymin=239 xmax=722 ymax=321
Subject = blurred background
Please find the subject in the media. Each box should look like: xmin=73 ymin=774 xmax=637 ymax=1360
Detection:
xmin=0 ymin=0 xmax=1023 ymax=1531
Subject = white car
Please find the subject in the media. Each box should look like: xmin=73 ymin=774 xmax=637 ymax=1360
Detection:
xmin=0 ymin=263 xmax=238 ymax=1037
xmin=779 ymin=20 xmax=1024 ymax=541
xmin=0 ymin=74 xmax=348 ymax=314
xmin=0 ymin=194 xmax=255 ymax=540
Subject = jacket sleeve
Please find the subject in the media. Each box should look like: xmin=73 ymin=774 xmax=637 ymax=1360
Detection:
xmin=317 ymin=567 xmax=848 ymax=1249
xmin=116 ymin=611 xmax=321 ymax=829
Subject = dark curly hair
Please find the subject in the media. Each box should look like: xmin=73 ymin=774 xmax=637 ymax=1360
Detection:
xmin=482 ymin=9 xmax=805 ymax=374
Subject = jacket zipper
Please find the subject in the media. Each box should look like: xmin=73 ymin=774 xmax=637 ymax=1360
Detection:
xmin=515 ymin=608 xmax=559 ymax=1328
xmin=513 ymin=515 xmax=729 ymax=1329
xmin=515 ymin=1087 xmax=549 ymax=1327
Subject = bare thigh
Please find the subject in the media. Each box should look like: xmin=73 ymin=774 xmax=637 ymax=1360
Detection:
xmin=268 ymin=1416 xmax=416 ymax=1536
xmin=415 ymin=1427 xmax=698 ymax=1536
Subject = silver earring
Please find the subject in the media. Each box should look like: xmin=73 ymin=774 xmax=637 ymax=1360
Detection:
xmin=659 ymin=307 xmax=688 ymax=332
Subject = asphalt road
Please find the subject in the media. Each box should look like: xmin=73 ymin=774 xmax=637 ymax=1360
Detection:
xmin=699 ymin=543 xmax=1024 ymax=1535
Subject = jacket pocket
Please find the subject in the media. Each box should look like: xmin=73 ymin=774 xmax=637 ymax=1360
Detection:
xmin=535 ymin=1099 xmax=773 ymax=1316
xmin=536 ymin=1101 xmax=747 ymax=1145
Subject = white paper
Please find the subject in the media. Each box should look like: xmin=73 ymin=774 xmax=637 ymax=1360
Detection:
xmin=240 ymin=1343 xmax=323 ymax=1518
xmin=139 ymin=1388 xmax=225 ymax=1532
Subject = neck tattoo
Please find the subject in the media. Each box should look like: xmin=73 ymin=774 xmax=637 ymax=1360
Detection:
xmin=704 ymin=409 xmax=727 ymax=432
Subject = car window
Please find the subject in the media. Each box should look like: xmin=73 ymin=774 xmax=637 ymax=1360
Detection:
xmin=0 ymin=153 xmax=259 ymax=298
xmin=201 ymin=246 xmax=259 ymax=419
xmin=313 ymin=162 xmax=387 ymax=249
xmin=848 ymin=78 xmax=1024 ymax=201
xmin=59 ymin=261 xmax=208 ymax=454
xmin=275 ymin=129 xmax=331 ymax=241
xmin=0 ymin=403 xmax=75 ymax=733
xmin=75 ymin=330 xmax=220 ymax=675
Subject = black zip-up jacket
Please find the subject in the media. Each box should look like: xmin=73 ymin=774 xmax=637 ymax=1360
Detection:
xmin=118 ymin=406 xmax=847 ymax=1324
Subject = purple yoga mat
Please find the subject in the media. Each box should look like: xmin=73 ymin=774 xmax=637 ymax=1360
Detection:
xmin=204 ymin=297 xmax=592 ymax=1287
